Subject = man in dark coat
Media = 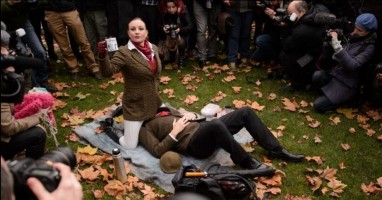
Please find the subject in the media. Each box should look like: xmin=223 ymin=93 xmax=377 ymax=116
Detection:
xmin=279 ymin=0 xmax=328 ymax=91
xmin=312 ymin=13 xmax=378 ymax=112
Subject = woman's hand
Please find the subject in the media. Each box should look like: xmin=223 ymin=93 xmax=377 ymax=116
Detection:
xmin=169 ymin=116 xmax=190 ymax=138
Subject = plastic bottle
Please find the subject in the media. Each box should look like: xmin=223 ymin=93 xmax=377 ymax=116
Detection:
xmin=112 ymin=148 xmax=127 ymax=183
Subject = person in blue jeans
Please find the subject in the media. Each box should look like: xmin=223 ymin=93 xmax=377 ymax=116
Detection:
xmin=193 ymin=0 xmax=222 ymax=68
xmin=224 ymin=0 xmax=255 ymax=71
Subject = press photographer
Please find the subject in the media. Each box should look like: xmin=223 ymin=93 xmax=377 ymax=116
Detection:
xmin=312 ymin=13 xmax=378 ymax=112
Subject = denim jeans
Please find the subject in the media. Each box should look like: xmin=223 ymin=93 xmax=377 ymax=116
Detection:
xmin=227 ymin=10 xmax=254 ymax=63
xmin=251 ymin=34 xmax=275 ymax=61
xmin=20 ymin=20 xmax=48 ymax=85
xmin=193 ymin=0 xmax=221 ymax=61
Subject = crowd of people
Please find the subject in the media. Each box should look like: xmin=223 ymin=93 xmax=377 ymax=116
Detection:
xmin=1 ymin=0 xmax=381 ymax=199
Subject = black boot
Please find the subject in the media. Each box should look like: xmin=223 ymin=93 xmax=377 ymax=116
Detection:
xmin=198 ymin=60 xmax=206 ymax=69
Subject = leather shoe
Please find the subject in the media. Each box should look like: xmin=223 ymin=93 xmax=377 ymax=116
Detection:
xmin=239 ymin=158 xmax=275 ymax=176
xmin=269 ymin=148 xmax=305 ymax=162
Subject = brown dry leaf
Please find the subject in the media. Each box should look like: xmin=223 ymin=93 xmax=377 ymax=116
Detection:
xmin=54 ymin=82 xmax=70 ymax=91
xmin=140 ymin=184 xmax=157 ymax=200
xmin=305 ymin=156 xmax=324 ymax=165
xmin=163 ymin=88 xmax=175 ymax=98
xmin=185 ymin=85 xmax=198 ymax=91
xmin=250 ymin=101 xmax=265 ymax=111
xmin=320 ymin=167 xmax=337 ymax=181
xmin=329 ymin=115 xmax=341 ymax=125
xmin=336 ymin=108 xmax=357 ymax=119
xmin=282 ymin=97 xmax=298 ymax=112
xmin=361 ymin=182 xmax=380 ymax=194
xmin=271 ymin=130 xmax=283 ymax=138
xmin=309 ymin=120 xmax=321 ymax=128
xmin=99 ymin=82 xmax=109 ymax=89
xmin=92 ymin=189 xmax=105 ymax=199
xmin=378 ymin=135 xmax=382 ymax=141
xmin=357 ymin=114 xmax=370 ymax=124
xmin=53 ymin=99 xmax=67 ymax=110
xmin=75 ymin=92 xmax=90 ymax=100
xmin=267 ymin=187 xmax=282 ymax=195
xmin=268 ymin=93 xmax=277 ymax=101
xmin=68 ymin=132 xmax=79 ymax=142
xmin=232 ymin=99 xmax=246 ymax=109
xmin=338 ymin=162 xmax=346 ymax=169
xmin=110 ymin=90 xmax=117 ymax=95
xmin=348 ymin=127 xmax=356 ymax=133
xmin=277 ymin=125 xmax=286 ymax=131
xmin=253 ymin=91 xmax=263 ymax=98
xmin=160 ymin=76 xmax=171 ymax=84
xmin=77 ymin=145 xmax=98 ymax=155
xmin=284 ymin=194 xmax=313 ymax=200
xmin=53 ymin=92 xmax=70 ymax=98
xmin=223 ymin=75 xmax=236 ymax=82
xmin=184 ymin=95 xmax=199 ymax=105
xmin=341 ymin=143 xmax=351 ymax=151
xmin=306 ymin=115 xmax=314 ymax=122
xmin=300 ymin=100 xmax=310 ymax=107
xmin=77 ymin=166 xmax=100 ymax=181
xmin=211 ymin=91 xmax=227 ymax=102
xmin=104 ymin=180 xmax=125 ymax=196
xmin=94 ymin=166 xmax=113 ymax=181
xmin=365 ymin=128 xmax=376 ymax=136
xmin=366 ymin=110 xmax=382 ymax=121
xmin=377 ymin=177 xmax=382 ymax=187
xmin=321 ymin=187 xmax=329 ymax=195
xmin=306 ymin=175 xmax=322 ymax=192
xmin=314 ymin=135 xmax=322 ymax=144
xmin=232 ymin=86 xmax=241 ymax=93
xmin=327 ymin=178 xmax=347 ymax=194
xmin=303 ymin=135 xmax=309 ymax=140
xmin=298 ymin=109 xmax=310 ymax=114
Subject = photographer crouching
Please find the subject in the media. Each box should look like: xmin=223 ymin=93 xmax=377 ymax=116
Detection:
xmin=312 ymin=13 xmax=378 ymax=112
xmin=1 ymin=24 xmax=82 ymax=200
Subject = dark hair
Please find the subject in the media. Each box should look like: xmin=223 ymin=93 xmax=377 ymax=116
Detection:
xmin=159 ymin=0 xmax=186 ymax=15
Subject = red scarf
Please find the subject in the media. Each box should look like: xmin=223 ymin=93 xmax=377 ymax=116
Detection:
xmin=131 ymin=40 xmax=157 ymax=74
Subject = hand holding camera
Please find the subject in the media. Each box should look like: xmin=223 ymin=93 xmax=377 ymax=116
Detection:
xmin=27 ymin=163 xmax=83 ymax=200
xmin=329 ymin=31 xmax=343 ymax=53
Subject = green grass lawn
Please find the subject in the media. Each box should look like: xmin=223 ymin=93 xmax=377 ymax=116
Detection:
xmin=48 ymin=57 xmax=381 ymax=200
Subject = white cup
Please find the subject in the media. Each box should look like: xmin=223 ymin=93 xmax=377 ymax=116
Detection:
xmin=105 ymin=37 xmax=118 ymax=52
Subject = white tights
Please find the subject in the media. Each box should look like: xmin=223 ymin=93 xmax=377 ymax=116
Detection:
xmin=119 ymin=120 xmax=144 ymax=149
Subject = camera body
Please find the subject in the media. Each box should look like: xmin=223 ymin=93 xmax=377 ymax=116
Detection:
xmin=324 ymin=28 xmax=345 ymax=41
xmin=7 ymin=147 xmax=76 ymax=200
xmin=165 ymin=24 xmax=179 ymax=39
xmin=273 ymin=8 xmax=289 ymax=23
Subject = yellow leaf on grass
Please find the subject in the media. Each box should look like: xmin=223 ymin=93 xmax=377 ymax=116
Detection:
xmin=336 ymin=108 xmax=357 ymax=119
xmin=341 ymin=143 xmax=351 ymax=151
xmin=77 ymin=145 xmax=98 ymax=155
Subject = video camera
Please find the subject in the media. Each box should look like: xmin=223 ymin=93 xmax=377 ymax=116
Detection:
xmin=7 ymin=147 xmax=76 ymax=200
xmin=164 ymin=24 xmax=179 ymax=39
xmin=314 ymin=12 xmax=353 ymax=41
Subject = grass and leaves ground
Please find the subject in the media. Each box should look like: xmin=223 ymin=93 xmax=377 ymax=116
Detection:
xmin=47 ymin=56 xmax=381 ymax=200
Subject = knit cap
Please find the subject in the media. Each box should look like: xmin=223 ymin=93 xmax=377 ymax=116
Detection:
xmin=355 ymin=13 xmax=378 ymax=32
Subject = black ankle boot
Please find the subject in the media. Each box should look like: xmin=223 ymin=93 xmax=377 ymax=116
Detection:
xmin=198 ymin=60 xmax=206 ymax=68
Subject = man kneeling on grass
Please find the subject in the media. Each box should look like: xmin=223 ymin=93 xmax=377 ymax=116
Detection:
xmin=129 ymin=106 xmax=304 ymax=176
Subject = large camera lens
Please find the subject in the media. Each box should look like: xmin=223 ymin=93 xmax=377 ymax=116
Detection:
xmin=38 ymin=147 xmax=76 ymax=169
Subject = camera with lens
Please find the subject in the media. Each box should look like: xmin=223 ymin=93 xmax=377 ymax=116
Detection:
xmin=7 ymin=147 xmax=77 ymax=200
xmin=273 ymin=8 xmax=290 ymax=23
xmin=324 ymin=28 xmax=345 ymax=41
xmin=165 ymin=24 xmax=179 ymax=39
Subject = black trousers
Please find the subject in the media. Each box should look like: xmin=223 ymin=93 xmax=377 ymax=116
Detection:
xmin=187 ymin=107 xmax=281 ymax=164
xmin=1 ymin=126 xmax=46 ymax=160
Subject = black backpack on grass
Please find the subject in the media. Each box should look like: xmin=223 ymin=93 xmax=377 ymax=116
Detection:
xmin=172 ymin=162 xmax=259 ymax=200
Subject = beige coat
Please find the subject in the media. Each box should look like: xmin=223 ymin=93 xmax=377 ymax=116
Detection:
xmin=1 ymin=103 xmax=41 ymax=143
xmin=99 ymin=43 xmax=163 ymax=121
